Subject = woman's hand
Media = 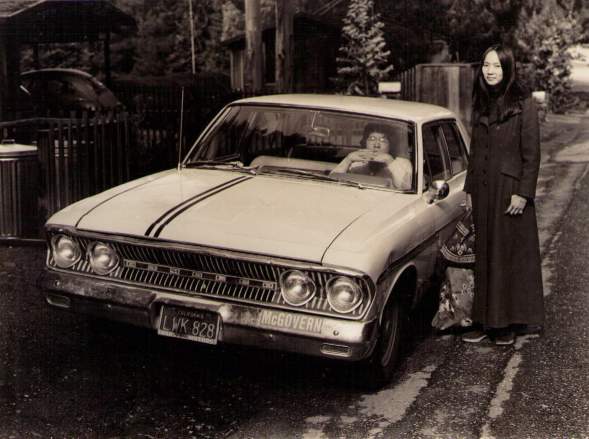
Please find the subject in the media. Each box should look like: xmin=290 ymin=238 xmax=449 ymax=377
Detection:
xmin=505 ymin=194 xmax=527 ymax=215
xmin=465 ymin=193 xmax=472 ymax=212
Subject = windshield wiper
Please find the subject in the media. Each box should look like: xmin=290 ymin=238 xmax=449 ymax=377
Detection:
xmin=259 ymin=167 xmax=367 ymax=189
xmin=184 ymin=160 xmax=257 ymax=173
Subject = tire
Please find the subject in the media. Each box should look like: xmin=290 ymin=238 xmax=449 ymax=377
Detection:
xmin=357 ymin=296 xmax=403 ymax=390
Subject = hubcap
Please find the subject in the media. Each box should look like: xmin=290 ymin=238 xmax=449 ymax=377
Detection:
xmin=380 ymin=304 xmax=399 ymax=367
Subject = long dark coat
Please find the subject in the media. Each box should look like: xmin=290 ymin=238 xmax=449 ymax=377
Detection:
xmin=464 ymin=96 xmax=545 ymax=328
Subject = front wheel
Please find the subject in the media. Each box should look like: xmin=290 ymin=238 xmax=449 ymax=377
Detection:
xmin=357 ymin=296 xmax=403 ymax=390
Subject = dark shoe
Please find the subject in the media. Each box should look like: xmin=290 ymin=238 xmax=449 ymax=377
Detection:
xmin=461 ymin=330 xmax=488 ymax=343
xmin=494 ymin=331 xmax=515 ymax=346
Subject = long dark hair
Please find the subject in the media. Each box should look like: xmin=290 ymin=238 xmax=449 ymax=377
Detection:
xmin=472 ymin=44 xmax=528 ymax=123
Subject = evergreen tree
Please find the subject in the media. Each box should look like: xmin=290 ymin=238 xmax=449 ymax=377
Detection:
xmin=515 ymin=1 xmax=583 ymax=112
xmin=335 ymin=0 xmax=393 ymax=96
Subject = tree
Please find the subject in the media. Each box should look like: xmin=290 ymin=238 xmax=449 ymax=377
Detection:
xmin=222 ymin=0 xmax=245 ymax=40
xmin=335 ymin=0 xmax=393 ymax=95
xmin=115 ymin=0 xmax=227 ymax=77
xmin=515 ymin=1 xmax=583 ymax=112
xmin=445 ymin=0 xmax=526 ymax=61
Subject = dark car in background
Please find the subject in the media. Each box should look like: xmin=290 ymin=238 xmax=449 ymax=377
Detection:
xmin=20 ymin=68 xmax=124 ymax=115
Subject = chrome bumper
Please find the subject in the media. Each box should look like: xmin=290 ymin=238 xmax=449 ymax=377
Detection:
xmin=39 ymin=269 xmax=379 ymax=361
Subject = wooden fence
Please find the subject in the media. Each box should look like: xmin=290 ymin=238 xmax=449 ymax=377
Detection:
xmin=0 ymin=80 xmax=240 ymax=238
xmin=37 ymin=113 xmax=131 ymax=216
xmin=395 ymin=63 xmax=478 ymax=130
xmin=0 ymin=113 xmax=132 ymax=224
xmin=110 ymin=80 xmax=239 ymax=173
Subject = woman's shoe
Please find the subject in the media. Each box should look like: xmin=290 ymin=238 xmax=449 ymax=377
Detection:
xmin=461 ymin=330 xmax=488 ymax=343
xmin=494 ymin=331 xmax=515 ymax=346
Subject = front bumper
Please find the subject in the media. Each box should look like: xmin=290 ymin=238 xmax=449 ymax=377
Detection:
xmin=39 ymin=269 xmax=379 ymax=361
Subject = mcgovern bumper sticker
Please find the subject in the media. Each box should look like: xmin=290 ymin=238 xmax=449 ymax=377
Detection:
xmin=257 ymin=309 xmax=324 ymax=335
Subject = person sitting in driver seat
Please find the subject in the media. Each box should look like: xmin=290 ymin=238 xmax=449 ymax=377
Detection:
xmin=331 ymin=123 xmax=412 ymax=190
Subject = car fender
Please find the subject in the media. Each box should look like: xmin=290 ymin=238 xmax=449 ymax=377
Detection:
xmin=375 ymin=261 xmax=418 ymax=324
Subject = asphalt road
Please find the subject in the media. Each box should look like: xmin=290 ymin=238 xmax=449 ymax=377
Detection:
xmin=1 ymin=113 xmax=589 ymax=439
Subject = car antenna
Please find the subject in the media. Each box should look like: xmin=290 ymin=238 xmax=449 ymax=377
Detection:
xmin=177 ymin=86 xmax=185 ymax=171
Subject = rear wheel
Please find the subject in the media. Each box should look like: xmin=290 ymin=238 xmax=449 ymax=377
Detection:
xmin=358 ymin=296 xmax=403 ymax=390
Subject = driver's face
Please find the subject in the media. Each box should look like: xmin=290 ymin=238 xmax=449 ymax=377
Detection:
xmin=366 ymin=131 xmax=390 ymax=153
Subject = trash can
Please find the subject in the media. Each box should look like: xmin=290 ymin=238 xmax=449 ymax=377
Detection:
xmin=0 ymin=139 xmax=39 ymax=238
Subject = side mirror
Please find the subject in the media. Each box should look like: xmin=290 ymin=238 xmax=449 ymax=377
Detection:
xmin=424 ymin=180 xmax=449 ymax=204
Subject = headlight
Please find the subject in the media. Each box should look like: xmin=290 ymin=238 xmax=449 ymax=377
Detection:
xmin=326 ymin=276 xmax=365 ymax=314
xmin=50 ymin=234 xmax=81 ymax=268
xmin=87 ymin=242 xmax=119 ymax=275
xmin=279 ymin=270 xmax=316 ymax=306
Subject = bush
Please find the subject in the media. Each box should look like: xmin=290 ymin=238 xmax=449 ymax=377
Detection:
xmin=515 ymin=7 xmax=582 ymax=113
xmin=334 ymin=0 xmax=394 ymax=96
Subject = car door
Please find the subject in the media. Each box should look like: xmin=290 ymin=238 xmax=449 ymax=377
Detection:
xmin=422 ymin=120 xmax=469 ymax=251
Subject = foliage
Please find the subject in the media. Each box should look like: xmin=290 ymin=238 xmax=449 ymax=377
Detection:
xmin=122 ymin=0 xmax=227 ymax=76
xmin=515 ymin=2 xmax=583 ymax=112
xmin=376 ymin=0 xmax=455 ymax=71
xmin=444 ymin=0 xmax=526 ymax=61
xmin=219 ymin=0 xmax=313 ymax=42
xmin=222 ymin=1 xmax=244 ymax=40
xmin=335 ymin=0 xmax=393 ymax=96
xmin=21 ymin=1 xmax=228 ymax=78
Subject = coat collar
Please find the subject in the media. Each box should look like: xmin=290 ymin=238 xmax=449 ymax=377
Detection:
xmin=476 ymin=103 xmax=523 ymax=128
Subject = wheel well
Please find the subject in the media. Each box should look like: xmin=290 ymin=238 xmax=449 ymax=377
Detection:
xmin=380 ymin=266 xmax=417 ymax=322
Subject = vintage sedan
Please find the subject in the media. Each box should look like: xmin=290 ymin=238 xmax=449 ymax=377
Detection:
xmin=40 ymin=94 xmax=469 ymax=387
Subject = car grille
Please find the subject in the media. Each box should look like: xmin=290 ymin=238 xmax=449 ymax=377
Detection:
xmin=49 ymin=236 xmax=371 ymax=319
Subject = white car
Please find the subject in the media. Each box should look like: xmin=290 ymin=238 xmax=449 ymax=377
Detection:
xmin=40 ymin=94 xmax=469 ymax=388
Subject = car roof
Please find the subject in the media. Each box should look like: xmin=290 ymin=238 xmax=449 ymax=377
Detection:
xmin=233 ymin=94 xmax=456 ymax=123
xmin=21 ymin=68 xmax=95 ymax=80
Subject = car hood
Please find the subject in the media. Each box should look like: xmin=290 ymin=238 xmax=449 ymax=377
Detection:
xmin=50 ymin=169 xmax=409 ymax=263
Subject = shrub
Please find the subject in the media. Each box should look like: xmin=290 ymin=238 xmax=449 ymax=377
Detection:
xmin=515 ymin=6 xmax=582 ymax=113
xmin=334 ymin=0 xmax=394 ymax=96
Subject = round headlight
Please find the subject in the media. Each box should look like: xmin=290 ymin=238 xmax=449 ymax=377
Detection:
xmin=326 ymin=276 xmax=365 ymax=314
xmin=50 ymin=234 xmax=81 ymax=268
xmin=88 ymin=242 xmax=119 ymax=275
xmin=279 ymin=270 xmax=316 ymax=306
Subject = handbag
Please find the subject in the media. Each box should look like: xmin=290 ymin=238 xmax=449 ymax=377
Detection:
xmin=431 ymin=267 xmax=474 ymax=330
xmin=440 ymin=210 xmax=475 ymax=266
xmin=432 ymin=211 xmax=476 ymax=330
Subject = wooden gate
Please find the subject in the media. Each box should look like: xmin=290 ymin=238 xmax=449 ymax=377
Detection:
xmin=36 ymin=113 xmax=131 ymax=218
xmin=395 ymin=63 xmax=478 ymax=130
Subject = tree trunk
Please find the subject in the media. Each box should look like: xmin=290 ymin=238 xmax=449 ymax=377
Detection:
xmin=245 ymin=0 xmax=263 ymax=94
xmin=0 ymin=35 xmax=21 ymax=120
xmin=103 ymin=32 xmax=111 ymax=87
xmin=275 ymin=0 xmax=294 ymax=93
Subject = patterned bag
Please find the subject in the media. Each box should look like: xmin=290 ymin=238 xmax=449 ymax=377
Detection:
xmin=432 ymin=211 xmax=475 ymax=330
xmin=431 ymin=267 xmax=474 ymax=330
xmin=440 ymin=211 xmax=475 ymax=267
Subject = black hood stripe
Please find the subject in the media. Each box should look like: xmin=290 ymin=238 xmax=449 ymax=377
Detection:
xmin=144 ymin=175 xmax=251 ymax=238
xmin=152 ymin=175 xmax=252 ymax=238
xmin=76 ymin=173 xmax=169 ymax=229
xmin=145 ymin=175 xmax=250 ymax=237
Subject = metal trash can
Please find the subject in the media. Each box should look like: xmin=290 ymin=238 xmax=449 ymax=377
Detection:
xmin=0 ymin=139 xmax=39 ymax=238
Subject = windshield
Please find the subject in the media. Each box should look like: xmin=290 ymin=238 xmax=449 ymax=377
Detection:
xmin=185 ymin=104 xmax=417 ymax=192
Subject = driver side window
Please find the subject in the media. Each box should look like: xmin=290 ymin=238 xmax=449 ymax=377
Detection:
xmin=422 ymin=124 xmax=451 ymax=188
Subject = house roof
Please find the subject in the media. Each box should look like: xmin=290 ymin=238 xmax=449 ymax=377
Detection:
xmin=0 ymin=0 xmax=136 ymax=42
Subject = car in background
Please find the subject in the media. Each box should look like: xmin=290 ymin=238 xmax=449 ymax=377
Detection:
xmin=40 ymin=94 xmax=469 ymax=388
xmin=20 ymin=68 xmax=124 ymax=114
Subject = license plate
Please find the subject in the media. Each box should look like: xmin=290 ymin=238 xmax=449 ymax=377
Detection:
xmin=158 ymin=305 xmax=220 ymax=345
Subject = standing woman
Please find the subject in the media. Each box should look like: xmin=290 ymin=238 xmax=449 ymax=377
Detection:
xmin=462 ymin=44 xmax=544 ymax=345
